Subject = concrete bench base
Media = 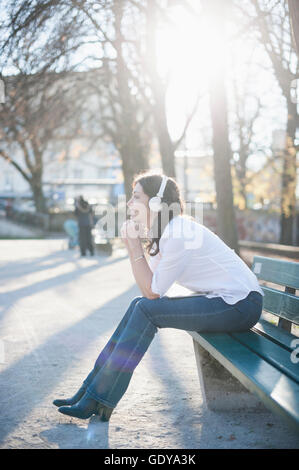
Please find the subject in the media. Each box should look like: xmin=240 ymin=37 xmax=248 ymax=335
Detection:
xmin=193 ymin=340 xmax=264 ymax=411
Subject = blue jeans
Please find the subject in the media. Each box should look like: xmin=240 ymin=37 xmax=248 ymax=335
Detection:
xmin=83 ymin=291 xmax=263 ymax=409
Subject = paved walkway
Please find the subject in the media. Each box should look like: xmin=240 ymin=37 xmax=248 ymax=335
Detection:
xmin=0 ymin=240 xmax=298 ymax=449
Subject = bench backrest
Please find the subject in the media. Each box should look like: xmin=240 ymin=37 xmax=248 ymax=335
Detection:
xmin=252 ymin=256 xmax=299 ymax=331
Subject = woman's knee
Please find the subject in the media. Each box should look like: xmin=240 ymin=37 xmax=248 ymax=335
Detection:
xmin=121 ymin=296 xmax=144 ymax=325
xmin=128 ymin=296 xmax=143 ymax=311
xmin=135 ymin=297 xmax=162 ymax=325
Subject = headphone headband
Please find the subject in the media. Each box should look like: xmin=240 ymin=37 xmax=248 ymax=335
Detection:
xmin=156 ymin=175 xmax=168 ymax=198
xmin=148 ymin=175 xmax=168 ymax=212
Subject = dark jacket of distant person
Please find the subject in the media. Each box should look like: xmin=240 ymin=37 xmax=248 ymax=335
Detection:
xmin=75 ymin=197 xmax=94 ymax=227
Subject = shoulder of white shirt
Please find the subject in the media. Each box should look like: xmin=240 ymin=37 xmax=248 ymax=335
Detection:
xmin=159 ymin=215 xmax=204 ymax=248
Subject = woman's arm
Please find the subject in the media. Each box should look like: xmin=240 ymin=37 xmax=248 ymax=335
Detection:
xmin=128 ymin=241 xmax=160 ymax=300
xmin=121 ymin=221 xmax=160 ymax=300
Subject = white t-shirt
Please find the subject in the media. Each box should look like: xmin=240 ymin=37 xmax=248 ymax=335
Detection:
xmin=148 ymin=215 xmax=264 ymax=305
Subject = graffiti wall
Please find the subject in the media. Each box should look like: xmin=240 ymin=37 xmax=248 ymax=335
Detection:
xmin=201 ymin=209 xmax=281 ymax=243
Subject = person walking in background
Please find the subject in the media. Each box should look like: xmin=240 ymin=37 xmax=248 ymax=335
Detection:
xmin=74 ymin=195 xmax=94 ymax=256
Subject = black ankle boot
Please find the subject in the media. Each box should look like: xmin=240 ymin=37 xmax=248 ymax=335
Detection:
xmin=53 ymin=384 xmax=86 ymax=407
xmin=58 ymin=394 xmax=113 ymax=421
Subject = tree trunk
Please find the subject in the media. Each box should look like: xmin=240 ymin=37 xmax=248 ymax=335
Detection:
xmin=239 ymin=180 xmax=248 ymax=210
xmin=31 ymin=178 xmax=47 ymax=213
xmin=288 ymin=0 xmax=299 ymax=54
xmin=152 ymin=93 xmax=176 ymax=177
xmin=120 ymin=137 xmax=149 ymax=201
xmin=280 ymin=98 xmax=297 ymax=245
xmin=145 ymin=0 xmax=176 ymax=177
xmin=237 ymin=162 xmax=248 ymax=210
xmin=204 ymin=0 xmax=239 ymax=252
xmin=209 ymin=81 xmax=239 ymax=252
xmin=113 ymin=0 xmax=149 ymax=201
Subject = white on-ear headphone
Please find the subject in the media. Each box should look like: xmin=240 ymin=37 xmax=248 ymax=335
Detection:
xmin=148 ymin=175 xmax=168 ymax=212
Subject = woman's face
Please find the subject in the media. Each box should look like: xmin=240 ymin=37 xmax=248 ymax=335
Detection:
xmin=127 ymin=182 xmax=151 ymax=228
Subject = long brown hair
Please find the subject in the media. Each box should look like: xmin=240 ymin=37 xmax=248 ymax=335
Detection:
xmin=132 ymin=171 xmax=185 ymax=256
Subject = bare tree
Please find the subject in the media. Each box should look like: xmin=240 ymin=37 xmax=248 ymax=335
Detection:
xmin=0 ymin=68 xmax=88 ymax=212
xmin=0 ymin=0 xmax=105 ymax=210
xmin=1 ymin=0 xmax=153 ymax=200
xmin=288 ymin=0 xmax=299 ymax=54
xmin=130 ymin=0 xmax=202 ymax=177
xmin=201 ymin=0 xmax=239 ymax=252
xmin=246 ymin=0 xmax=298 ymax=245
xmin=1 ymin=0 xmax=204 ymax=200
xmin=108 ymin=1 xmax=152 ymax=198
xmin=74 ymin=1 xmax=153 ymax=199
xmin=230 ymin=68 xmax=264 ymax=210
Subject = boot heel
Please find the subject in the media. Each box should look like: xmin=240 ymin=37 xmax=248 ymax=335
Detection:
xmin=96 ymin=404 xmax=113 ymax=422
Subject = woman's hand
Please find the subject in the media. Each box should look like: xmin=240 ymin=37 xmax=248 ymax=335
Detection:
xmin=120 ymin=220 xmax=144 ymax=254
xmin=120 ymin=221 xmax=130 ymax=249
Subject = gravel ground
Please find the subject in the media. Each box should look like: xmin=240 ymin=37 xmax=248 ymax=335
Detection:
xmin=0 ymin=239 xmax=298 ymax=449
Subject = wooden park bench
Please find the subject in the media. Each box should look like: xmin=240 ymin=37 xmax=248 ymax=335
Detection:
xmin=188 ymin=256 xmax=299 ymax=433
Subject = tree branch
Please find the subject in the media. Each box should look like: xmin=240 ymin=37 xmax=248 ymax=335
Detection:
xmin=0 ymin=148 xmax=31 ymax=183
xmin=173 ymin=92 xmax=204 ymax=150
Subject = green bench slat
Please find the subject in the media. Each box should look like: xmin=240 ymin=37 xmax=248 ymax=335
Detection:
xmin=253 ymin=319 xmax=295 ymax=352
xmin=252 ymin=256 xmax=299 ymax=290
xmin=189 ymin=330 xmax=299 ymax=430
xmin=261 ymin=286 xmax=299 ymax=325
xmin=230 ymin=330 xmax=299 ymax=384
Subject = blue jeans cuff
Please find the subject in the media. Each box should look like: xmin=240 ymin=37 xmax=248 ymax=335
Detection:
xmin=85 ymin=386 xmax=116 ymax=409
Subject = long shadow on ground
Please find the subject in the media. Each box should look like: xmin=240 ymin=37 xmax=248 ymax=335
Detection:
xmin=0 ymin=284 xmax=137 ymax=446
